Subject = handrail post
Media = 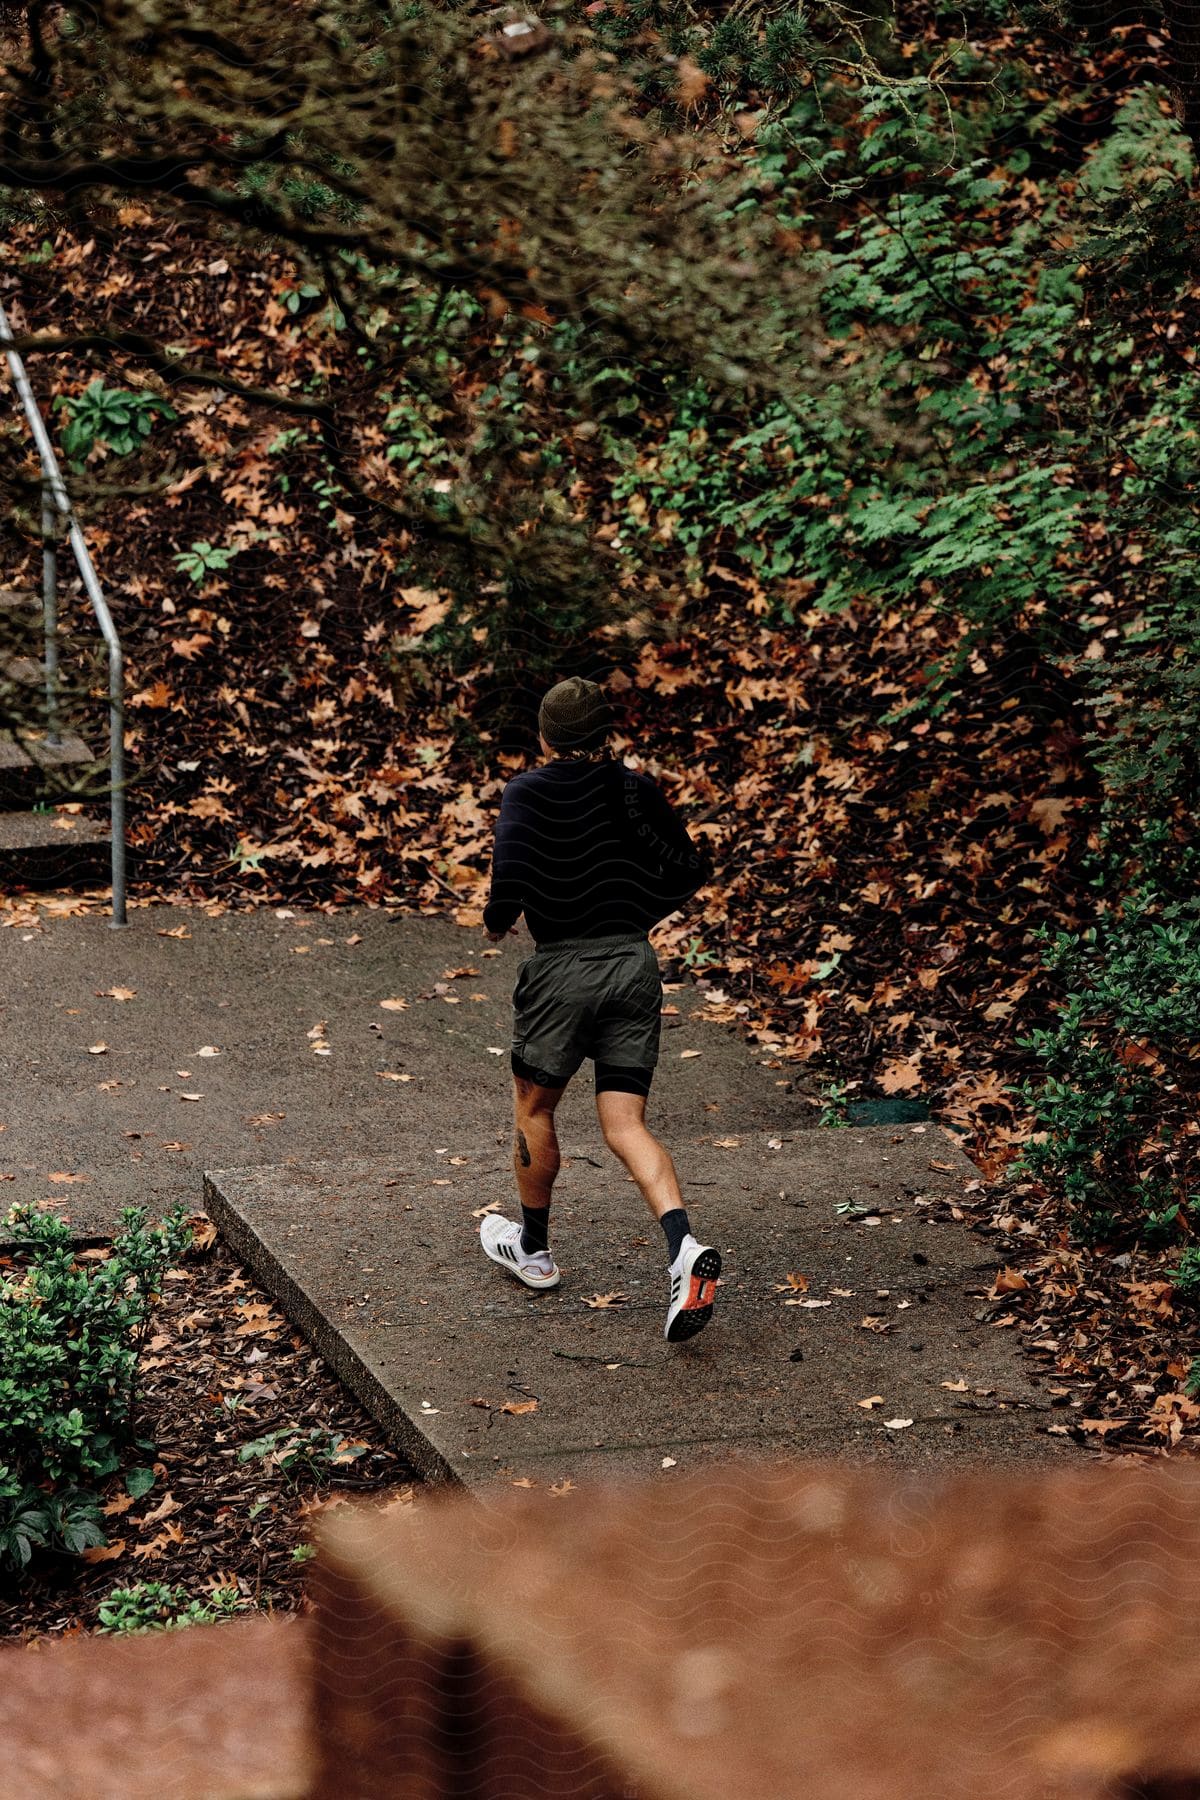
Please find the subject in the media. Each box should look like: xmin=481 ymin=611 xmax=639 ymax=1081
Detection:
xmin=0 ymin=297 xmax=128 ymax=928
xmin=41 ymin=478 xmax=61 ymax=745
xmin=104 ymin=595 xmax=126 ymax=929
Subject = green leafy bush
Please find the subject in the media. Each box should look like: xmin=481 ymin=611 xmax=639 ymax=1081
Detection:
xmin=0 ymin=1204 xmax=191 ymax=1570
xmin=0 ymin=1472 xmax=105 ymax=1569
xmin=173 ymin=541 xmax=242 ymax=585
xmin=1013 ymin=881 xmax=1200 ymax=1242
xmin=97 ymin=1580 xmax=242 ymax=1634
xmin=1175 ymin=1248 xmax=1200 ymax=1305
xmin=237 ymin=1425 xmax=367 ymax=1484
xmin=53 ymin=378 xmax=176 ymax=464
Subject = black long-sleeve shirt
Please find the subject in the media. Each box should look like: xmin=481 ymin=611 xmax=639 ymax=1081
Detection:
xmin=482 ymin=756 xmax=712 ymax=945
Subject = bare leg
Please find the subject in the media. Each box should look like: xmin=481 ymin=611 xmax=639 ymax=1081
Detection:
xmin=512 ymin=1074 xmax=565 ymax=1223
xmin=595 ymin=1089 xmax=685 ymax=1222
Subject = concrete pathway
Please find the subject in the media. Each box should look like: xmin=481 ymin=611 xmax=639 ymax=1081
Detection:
xmin=204 ymin=1131 xmax=1074 ymax=1489
xmin=2 ymin=901 xmax=1077 ymax=1484
xmin=0 ymin=902 xmax=786 ymax=1242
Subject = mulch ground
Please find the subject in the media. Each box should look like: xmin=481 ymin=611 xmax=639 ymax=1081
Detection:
xmin=1 ymin=1228 xmax=418 ymax=1644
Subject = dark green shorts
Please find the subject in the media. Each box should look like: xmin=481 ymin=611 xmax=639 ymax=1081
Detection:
xmin=511 ymin=932 xmax=662 ymax=1095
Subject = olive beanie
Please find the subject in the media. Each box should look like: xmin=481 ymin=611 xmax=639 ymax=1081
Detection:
xmin=538 ymin=677 xmax=614 ymax=753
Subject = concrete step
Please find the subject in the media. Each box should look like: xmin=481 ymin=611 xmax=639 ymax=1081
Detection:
xmin=0 ymin=726 xmax=101 ymax=805
xmin=0 ymin=807 xmax=111 ymax=888
xmin=204 ymin=1134 xmax=1075 ymax=1492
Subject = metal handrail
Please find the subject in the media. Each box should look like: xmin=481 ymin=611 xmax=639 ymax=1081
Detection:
xmin=0 ymin=297 xmax=127 ymax=927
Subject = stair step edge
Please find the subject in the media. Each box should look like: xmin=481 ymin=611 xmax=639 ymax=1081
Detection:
xmin=0 ymin=811 xmax=111 ymax=851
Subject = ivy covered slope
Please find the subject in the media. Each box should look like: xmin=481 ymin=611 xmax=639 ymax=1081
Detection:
xmin=1 ymin=0 xmax=1199 ymax=1448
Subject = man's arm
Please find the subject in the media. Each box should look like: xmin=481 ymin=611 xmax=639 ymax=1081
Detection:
xmin=626 ymin=771 xmax=713 ymax=908
xmin=482 ymin=779 xmax=526 ymax=936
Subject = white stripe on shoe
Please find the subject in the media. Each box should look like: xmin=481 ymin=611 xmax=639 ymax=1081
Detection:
xmin=480 ymin=1214 xmax=561 ymax=1290
xmin=665 ymin=1236 xmax=721 ymax=1342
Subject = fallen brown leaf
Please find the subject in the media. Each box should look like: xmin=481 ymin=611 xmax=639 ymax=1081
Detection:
xmin=582 ymin=1292 xmax=629 ymax=1309
xmin=993 ymin=1267 xmax=1029 ymax=1294
xmin=500 ymin=1398 xmax=538 ymax=1416
xmin=140 ymin=1492 xmax=181 ymax=1527
xmin=80 ymin=1539 xmax=126 ymax=1564
xmin=133 ymin=1520 xmax=185 ymax=1561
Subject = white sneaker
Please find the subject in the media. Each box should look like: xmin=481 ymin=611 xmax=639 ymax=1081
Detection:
xmin=665 ymin=1235 xmax=721 ymax=1342
xmin=480 ymin=1214 xmax=561 ymax=1290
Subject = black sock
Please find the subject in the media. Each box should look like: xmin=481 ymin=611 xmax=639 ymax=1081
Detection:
xmin=520 ymin=1204 xmax=550 ymax=1256
xmin=660 ymin=1207 xmax=691 ymax=1265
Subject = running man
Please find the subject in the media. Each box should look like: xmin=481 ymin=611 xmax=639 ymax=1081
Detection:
xmin=479 ymin=676 xmax=721 ymax=1342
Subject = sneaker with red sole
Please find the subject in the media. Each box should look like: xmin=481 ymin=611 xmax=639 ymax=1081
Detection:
xmin=665 ymin=1234 xmax=721 ymax=1342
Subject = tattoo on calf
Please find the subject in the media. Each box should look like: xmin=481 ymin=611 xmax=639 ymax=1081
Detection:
xmin=515 ymin=1128 xmax=532 ymax=1168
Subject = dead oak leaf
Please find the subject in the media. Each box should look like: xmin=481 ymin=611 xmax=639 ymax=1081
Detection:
xmin=583 ymin=1292 xmax=629 ymax=1309
xmin=48 ymin=1171 xmax=88 ymax=1184
xmin=133 ymin=1520 xmax=185 ymax=1560
xmin=879 ymin=1056 xmax=922 ymax=1095
xmin=1029 ymin=796 xmax=1072 ymax=834
xmin=140 ymin=1492 xmax=181 ymax=1527
xmin=80 ymin=1539 xmax=126 ymax=1564
xmin=774 ymin=1273 xmax=809 ymax=1294
xmin=500 ymin=1399 xmax=538 ymax=1416
xmin=96 ymin=986 xmax=137 ymax=1002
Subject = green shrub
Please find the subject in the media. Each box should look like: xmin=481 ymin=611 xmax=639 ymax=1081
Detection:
xmin=237 ymin=1425 xmax=367 ymax=1484
xmin=0 ymin=1204 xmax=191 ymax=1570
xmin=1013 ymin=880 xmax=1200 ymax=1243
xmin=1175 ymin=1248 xmax=1200 ymax=1304
xmin=97 ymin=1580 xmax=242 ymax=1634
xmin=53 ymin=378 xmax=176 ymax=464
xmin=0 ymin=1471 xmax=105 ymax=1569
xmin=173 ymin=541 xmax=241 ymax=585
